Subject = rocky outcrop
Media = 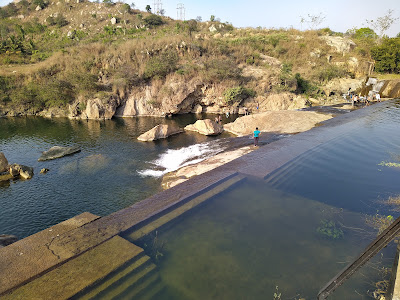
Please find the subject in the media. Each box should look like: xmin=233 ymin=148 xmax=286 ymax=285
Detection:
xmin=319 ymin=36 xmax=356 ymax=55
xmin=223 ymin=111 xmax=333 ymax=136
xmin=38 ymin=146 xmax=81 ymax=161
xmin=69 ymin=95 xmax=120 ymax=120
xmin=185 ymin=119 xmax=223 ymax=136
xmin=9 ymin=164 xmax=34 ymax=179
xmin=254 ymin=93 xmax=310 ymax=112
xmin=0 ymin=152 xmax=8 ymax=173
xmin=137 ymin=124 xmax=183 ymax=141
xmin=324 ymin=78 xmax=365 ymax=97
xmin=0 ymin=234 xmax=18 ymax=247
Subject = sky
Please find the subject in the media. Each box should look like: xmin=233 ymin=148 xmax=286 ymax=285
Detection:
xmin=1 ymin=0 xmax=399 ymax=36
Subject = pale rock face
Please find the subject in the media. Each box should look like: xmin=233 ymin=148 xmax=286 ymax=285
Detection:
xmin=115 ymin=97 xmax=137 ymax=117
xmin=111 ymin=17 xmax=117 ymax=25
xmin=209 ymin=25 xmax=217 ymax=33
xmin=319 ymin=36 xmax=356 ymax=55
xmin=184 ymin=119 xmax=223 ymax=136
xmin=137 ymin=124 xmax=183 ymax=141
xmin=323 ymin=78 xmax=365 ymax=96
xmin=0 ymin=152 xmax=8 ymax=173
xmin=85 ymin=96 xmax=120 ymax=120
xmin=9 ymin=164 xmax=34 ymax=179
xmin=223 ymin=111 xmax=333 ymax=136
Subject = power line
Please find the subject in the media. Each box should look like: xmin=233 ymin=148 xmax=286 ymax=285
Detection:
xmin=176 ymin=3 xmax=185 ymax=21
xmin=153 ymin=0 xmax=162 ymax=15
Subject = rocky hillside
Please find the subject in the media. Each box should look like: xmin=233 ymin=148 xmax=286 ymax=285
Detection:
xmin=0 ymin=0 xmax=398 ymax=118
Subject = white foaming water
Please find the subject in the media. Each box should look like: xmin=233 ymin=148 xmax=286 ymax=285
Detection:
xmin=138 ymin=142 xmax=224 ymax=177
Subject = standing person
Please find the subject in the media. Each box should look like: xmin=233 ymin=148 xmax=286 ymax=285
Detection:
xmin=253 ymin=127 xmax=260 ymax=147
xmin=376 ymin=93 xmax=381 ymax=102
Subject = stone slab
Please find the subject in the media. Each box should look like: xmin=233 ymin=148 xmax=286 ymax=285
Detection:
xmin=2 ymin=236 xmax=143 ymax=300
xmin=0 ymin=212 xmax=100 ymax=296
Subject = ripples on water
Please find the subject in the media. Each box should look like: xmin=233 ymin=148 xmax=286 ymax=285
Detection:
xmin=0 ymin=114 xmax=235 ymax=238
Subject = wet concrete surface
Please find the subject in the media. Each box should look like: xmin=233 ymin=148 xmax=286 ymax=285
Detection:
xmin=0 ymin=102 xmax=388 ymax=297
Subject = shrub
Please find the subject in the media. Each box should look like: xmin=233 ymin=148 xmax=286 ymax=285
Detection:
xmin=223 ymin=86 xmax=256 ymax=104
xmin=144 ymin=14 xmax=164 ymax=27
xmin=143 ymin=50 xmax=178 ymax=79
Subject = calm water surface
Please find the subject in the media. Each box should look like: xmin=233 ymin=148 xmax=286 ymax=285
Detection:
xmin=115 ymin=100 xmax=400 ymax=299
xmin=0 ymin=114 xmax=236 ymax=238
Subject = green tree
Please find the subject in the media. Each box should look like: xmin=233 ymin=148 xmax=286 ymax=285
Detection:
xmin=354 ymin=27 xmax=377 ymax=39
xmin=371 ymin=37 xmax=400 ymax=73
xmin=210 ymin=15 xmax=215 ymax=22
xmin=145 ymin=5 xmax=151 ymax=13
xmin=143 ymin=50 xmax=178 ymax=79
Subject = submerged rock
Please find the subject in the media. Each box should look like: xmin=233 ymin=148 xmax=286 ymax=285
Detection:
xmin=184 ymin=119 xmax=223 ymax=136
xmin=0 ymin=152 xmax=8 ymax=173
xmin=9 ymin=164 xmax=34 ymax=179
xmin=137 ymin=124 xmax=183 ymax=142
xmin=0 ymin=234 xmax=18 ymax=247
xmin=38 ymin=146 xmax=81 ymax=161
xmin=40 ymin=168 xmax=50 ymax=174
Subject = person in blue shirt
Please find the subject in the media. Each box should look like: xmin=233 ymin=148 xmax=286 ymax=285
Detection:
xmin=253 ymin=127 xmax=260 ymax=146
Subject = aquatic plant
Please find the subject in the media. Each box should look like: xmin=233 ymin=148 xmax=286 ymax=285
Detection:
xmin=366 ymin=214 xmax=394 ymax=236
xmin=142 ymin=231 xmax=166 ymax=262
xmin=273 ymin=286 xmax=281 ymax=300
xmin=378 ymin=161 xmax=400 ymax=168
xmin=316 ymin=220 xmax=344 ymax=239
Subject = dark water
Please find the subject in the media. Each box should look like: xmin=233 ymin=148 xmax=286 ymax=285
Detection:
xmin=0 ymin=114 xmax=236 ymax=239
xmin=115 ymin=100 xmax=400 ymax=299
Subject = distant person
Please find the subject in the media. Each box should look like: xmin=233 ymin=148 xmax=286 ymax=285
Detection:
xmin=226 ymin=112 xmax=230 ymax=118
xmin=256 ymin=102 xmax=259 ymax=110
xmin=253 ymin=127 xmax=260 ymax=146
xmin=376 ymin=93 xmax=381 ymax=102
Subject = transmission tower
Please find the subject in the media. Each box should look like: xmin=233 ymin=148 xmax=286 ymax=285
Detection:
xmin=153 ymin=0 xmax=163 ymax=15
xmin=177 ymin=3 xmax=185 ymax=21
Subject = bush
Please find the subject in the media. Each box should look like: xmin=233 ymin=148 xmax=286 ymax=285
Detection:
xmin=223 ymin=86 xmax=256 ymax=104
xmin=144 ymin=14 xmax=164 ymax=27
xmin=371 ymin=37 xmax=400 ymax=73
xmin=143 ymin=50 xmax=178 ymax=79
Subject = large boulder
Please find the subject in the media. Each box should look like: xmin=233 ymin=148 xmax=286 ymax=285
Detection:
xmin=0 ymin=234 xmax=18 ymax=247
xmin=38 ymin=146 xmax=81 ymax=161
xmin=137 ymin=124 xmax=183 ymax=142
xmin=0 ymin=152 xmax=8 ymax=173
xmin=223 ymin=111 xmax=333 ymax=136
xmin=9 ymin=164 xmax=34 ymax=179
xmin=185 ymin=119 xmax=224 ymax=136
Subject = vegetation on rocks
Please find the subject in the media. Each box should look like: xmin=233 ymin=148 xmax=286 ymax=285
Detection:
xmin=0 ymin=0 xmax=398 ymax=116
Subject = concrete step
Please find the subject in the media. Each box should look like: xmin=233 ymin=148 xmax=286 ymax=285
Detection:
xmin=2 ymin=236 xmax=144 ymax=300
xmin=115 ymin=272 xmax=161 ymax=300
xmin=127 ymin=174 xmax=245 ymax=241
xmin=76 ymin=255 xmax=151 ymax=300
xmin=94 ymin=263 xmax=157 ymax=300
xmin=135 ymin=279 xmax=165 ymax=300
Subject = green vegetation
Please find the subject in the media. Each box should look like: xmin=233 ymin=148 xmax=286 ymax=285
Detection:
xmin=0 ymin=1 xmax=397 ymax=114
xmin=316 ymin=220 xmax=344 ymax=239
xmin=223 ymin=86 xmax=255 ymax=104
xmin=371 ymin=37 xmax=400 ymax=73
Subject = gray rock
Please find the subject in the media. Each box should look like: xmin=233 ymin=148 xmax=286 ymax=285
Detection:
xmin=137 ymin=124 xmax=183 ymax=142
xmin=9 ymin=164 xmax=34 ymax=179
xmin=0 ymin=152 xmax=8 ymax=173
xmin=38 ymin=146 xmax=81 ymax=161
xmin=0 ymin=234 xmax=18 ymax=247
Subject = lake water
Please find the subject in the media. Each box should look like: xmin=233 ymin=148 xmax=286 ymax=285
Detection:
xmin=113 ymin=100 xmax=400 ymax=299
xmin=0 ymin=114 xmax=238 ymax=239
